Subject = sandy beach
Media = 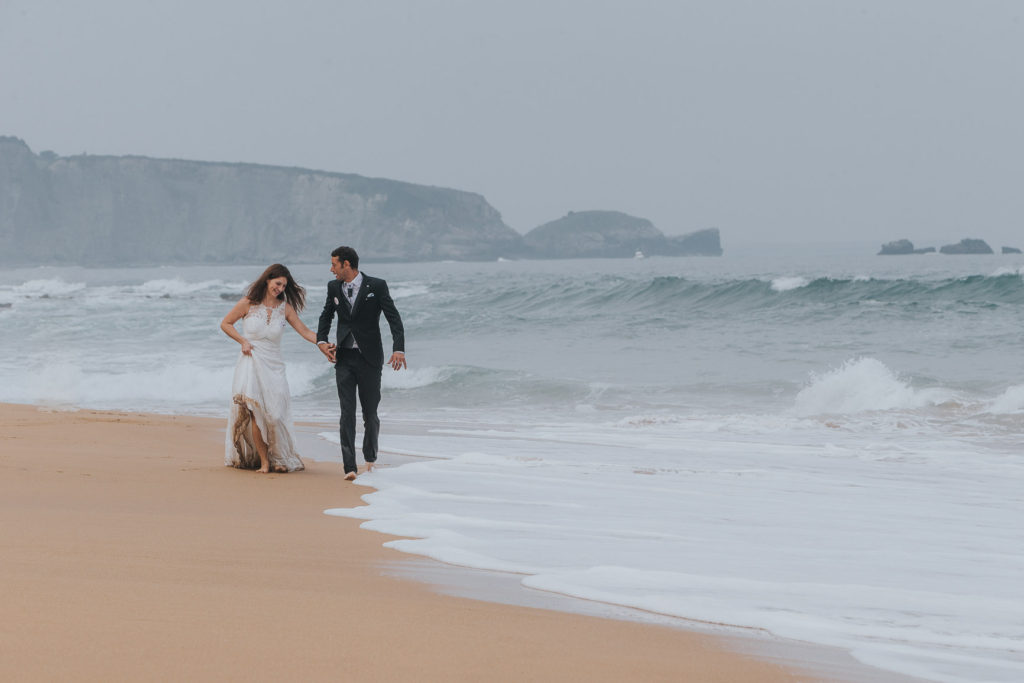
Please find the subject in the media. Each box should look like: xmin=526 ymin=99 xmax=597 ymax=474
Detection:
xmin=0 ymin=402 xmax=812 ymax=682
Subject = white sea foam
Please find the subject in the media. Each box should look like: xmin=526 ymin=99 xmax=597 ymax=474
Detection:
xmin=283 ymin=361 xmax=327 ymax=397
xmin=134 ymin=278 xmax=238 ymax=296
xmin=522 ymin=567 xmax=1024 ymax=682
xmin=389 ymin=283 xmax=431 ymax=299
xmin=9 ymin=278 xmax=87 ymax=297
xmin=327 ymin=414 xmax=1024 ymax=683
xmin=382 ymin=365 xmax=456 ymax=390
xmin=0 ymin=361 xmax=235 ymax=409
xmin=769 ymin=275 xmax=809 ymax=292
xmin=988 ymin=266 xmax=1024 ymax=278
xmin=792 ymin=357 xmax=950 ymax=415
xmin=987 ymin=384 xmax=1024 ymax=414
xmin=618 ymin=414 xmax=682 ymax=427
xmin=0 ymin=357 xmax=325 ymax=413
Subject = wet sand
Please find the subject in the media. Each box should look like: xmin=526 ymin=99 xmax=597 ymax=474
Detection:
xmin=0 ymin=402 xmax=812 ymax=681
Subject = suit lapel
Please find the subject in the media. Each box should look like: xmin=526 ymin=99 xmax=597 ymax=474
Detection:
xmin=333 ymin=280 xmax=352 ymax=316
xmin=351 ymin=277 xmax=369 ymax=315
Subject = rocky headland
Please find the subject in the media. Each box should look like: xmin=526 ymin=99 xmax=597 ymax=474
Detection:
xmin=523 ymin=211 xmax=722 ymax=259
xmin=0 ymin=137 xmax=522 ymax=265
xmin=0 ymin=137 xmax=721 ymax=265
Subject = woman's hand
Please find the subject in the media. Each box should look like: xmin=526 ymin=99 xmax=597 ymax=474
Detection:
xmin=221 ymin=298 xmax=254 ymax=351
xmin=318 ymin=342 xmax=336 ymax=363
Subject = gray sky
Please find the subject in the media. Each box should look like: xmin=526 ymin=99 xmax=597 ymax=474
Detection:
xmin=2 ymin=0 xmax=1022 ymax=247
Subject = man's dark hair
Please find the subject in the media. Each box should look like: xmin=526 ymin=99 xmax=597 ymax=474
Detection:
xmin=331 ymin=246 xmax=359 ymax=269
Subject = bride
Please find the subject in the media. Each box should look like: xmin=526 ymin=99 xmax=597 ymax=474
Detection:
xmin=220 ymin=264 xmax=320 ymax=473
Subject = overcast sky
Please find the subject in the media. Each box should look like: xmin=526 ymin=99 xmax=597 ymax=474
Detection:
xmin=1 ymin=1 xmax=1022 ymax=247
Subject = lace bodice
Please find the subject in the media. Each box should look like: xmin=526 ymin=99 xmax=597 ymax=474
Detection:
xmin=241 ymin=302 xmax=287 ymax=344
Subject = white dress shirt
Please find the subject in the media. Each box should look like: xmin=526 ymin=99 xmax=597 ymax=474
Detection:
xmin=340 ymin=272 xmax=363 ymax=349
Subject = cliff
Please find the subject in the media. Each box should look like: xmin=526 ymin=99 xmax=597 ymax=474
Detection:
xmin=523 ymin=210 xmax=722 ymax=258
xmin=0 ymin=137 xmax=521 ymax=265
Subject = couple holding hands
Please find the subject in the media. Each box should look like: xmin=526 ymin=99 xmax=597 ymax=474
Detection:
xmin=219 ymin=246 xmax=405 ymax=480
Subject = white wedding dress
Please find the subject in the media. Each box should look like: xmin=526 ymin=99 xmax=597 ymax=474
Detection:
xmin=225 ymin=302 xmax=304 ymax=472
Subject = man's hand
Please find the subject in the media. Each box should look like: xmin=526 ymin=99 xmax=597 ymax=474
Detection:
xmin=388 ymin=352 xmax=406 ymax=371
xmin=318 ymin=342 xmax=336 ymax=363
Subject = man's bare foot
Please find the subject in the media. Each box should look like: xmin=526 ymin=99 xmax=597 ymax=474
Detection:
xmin=344 ymin=471 xmax=357 ymax=481
xmin=365 ymin=461 xmax=376 ymax=473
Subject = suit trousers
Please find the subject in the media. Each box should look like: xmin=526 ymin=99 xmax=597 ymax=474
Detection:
xmin=335 ymin=348 xmax=382 ymax=474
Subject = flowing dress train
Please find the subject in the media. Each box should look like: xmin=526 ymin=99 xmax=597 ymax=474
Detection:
xmin=225 ymin=302 xmax=304 ymax=471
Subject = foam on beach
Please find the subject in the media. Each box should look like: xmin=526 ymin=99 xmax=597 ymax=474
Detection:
xmin=4 ymin=255 xmax=1024 ymax=682
xmin=328 ymin=407 xmax=1024 ymax=683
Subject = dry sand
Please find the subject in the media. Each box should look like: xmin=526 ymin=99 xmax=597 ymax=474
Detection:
xmin=0 ymin=402 xmax=813 ymax=681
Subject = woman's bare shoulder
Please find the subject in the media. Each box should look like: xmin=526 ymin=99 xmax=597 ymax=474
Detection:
xmin=230 ymin=297 xmax=254 ymax=315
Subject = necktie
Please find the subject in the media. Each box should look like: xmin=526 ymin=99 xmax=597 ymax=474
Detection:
xmin=347 ymin=285 xmax=354 ymax=299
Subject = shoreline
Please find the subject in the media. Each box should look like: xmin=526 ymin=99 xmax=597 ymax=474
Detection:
xmin=295 ymin=423 xmax=926 ymax=683
xmin=1 ymin=402 xmax=918 ymax=682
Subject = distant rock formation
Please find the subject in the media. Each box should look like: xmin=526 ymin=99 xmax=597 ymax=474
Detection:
xmin=0 ymin=136 xmax=522 ymax=265
xmin=878 ymin=239 xmax=913 ymax=255
xmin=877 ymin=239 xmax=935 ymax=255
xmin=939 ymin=238 xmax=994 ymax=255
xmin=522 ymin=210 xmax=722 ymax=258
xmin=0 ymin=137 xmax=728 ymax=264
xmin=664 ymin=228 xmax=723 ymax=256
xmin=1002 ymin=246 xmax=1022 ymax=254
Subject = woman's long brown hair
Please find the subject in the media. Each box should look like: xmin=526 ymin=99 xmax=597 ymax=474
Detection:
xmin=246 ymin=263 xmax=306 ymax=312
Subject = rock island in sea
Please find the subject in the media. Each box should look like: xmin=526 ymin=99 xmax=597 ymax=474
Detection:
xmin=877 ymin=239 xmax=935 ymax=255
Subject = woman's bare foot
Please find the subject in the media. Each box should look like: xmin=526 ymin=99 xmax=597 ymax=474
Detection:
xmin=249 ymin=411 xmax=271 ymax=474
xmin=272 ymin=465 xmax=287 ymax=473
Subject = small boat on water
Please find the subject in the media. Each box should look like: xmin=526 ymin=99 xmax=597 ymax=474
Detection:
xmin=634 ymin=249 xmax=645 ymax=259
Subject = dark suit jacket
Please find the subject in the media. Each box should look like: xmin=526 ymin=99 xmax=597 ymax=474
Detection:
xmin=316 ymin=274 xmax=405 ymax=368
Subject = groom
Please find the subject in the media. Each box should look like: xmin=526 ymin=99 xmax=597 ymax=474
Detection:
xmin=316 ymin=246 xmax=406 ymax=481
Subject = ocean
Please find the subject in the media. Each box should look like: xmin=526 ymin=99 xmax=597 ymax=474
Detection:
xmin=1 ymin=244 xmax=1022 ymax=682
